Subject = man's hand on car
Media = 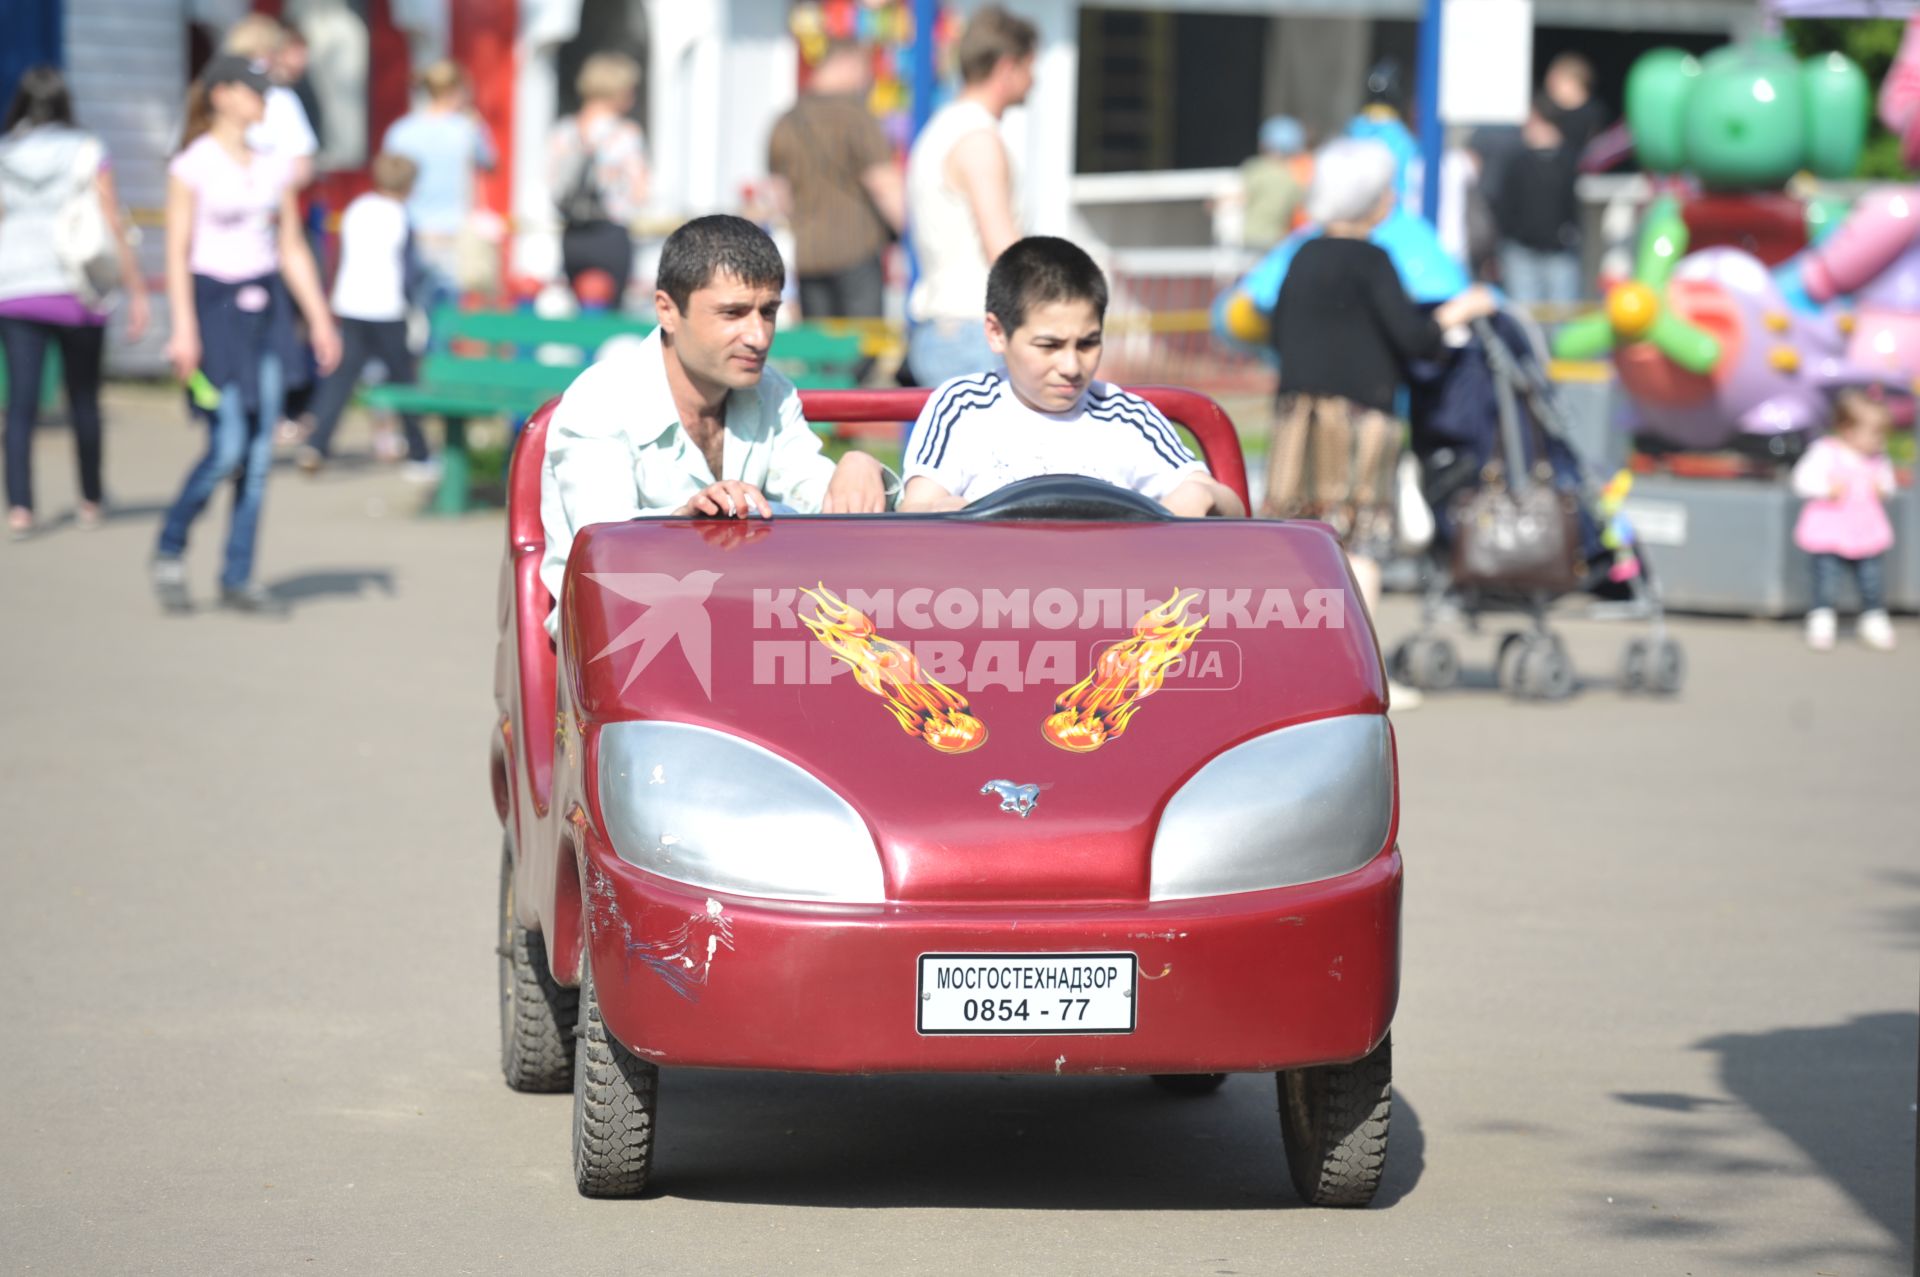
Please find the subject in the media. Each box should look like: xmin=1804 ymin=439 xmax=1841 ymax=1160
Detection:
xmin=821 ymin=452 xmax=890 ymax=513
xmin=677 ymin=480 xmax=773 ymax=519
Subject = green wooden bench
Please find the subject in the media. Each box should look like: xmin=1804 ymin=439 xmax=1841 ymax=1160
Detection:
xmin=0 ymin=345 xmax=65 ymax=414
xmin=361 ymin=307 xmax=652 ymax=513
xmin=362 ymin=306 xmax=868 ymax=514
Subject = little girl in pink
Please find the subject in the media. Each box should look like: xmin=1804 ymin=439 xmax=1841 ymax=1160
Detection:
xmin=1792 ymin=390 xmax=1899 ymax=651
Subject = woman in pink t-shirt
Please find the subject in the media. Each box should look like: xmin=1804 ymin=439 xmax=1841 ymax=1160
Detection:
xmin=150 ymin=55 xmax=338 ymax=616
xmin=1792 ymin=390 xmax=1900 ymax=651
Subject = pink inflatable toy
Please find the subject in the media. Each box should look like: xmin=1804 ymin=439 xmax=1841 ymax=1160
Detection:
xmin=1800 ymin=186 xmax=1920 ymax=385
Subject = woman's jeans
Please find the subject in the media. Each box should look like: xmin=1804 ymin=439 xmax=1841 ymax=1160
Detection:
xmin=906 ymin=318 xmax=996 ymax=388
xmin=0 ymin=317 xmax=106 ymax=512
xmin=156 ymin=352 xmax=284 ymax=590
xmin=1809 ymin=552 xmax=1886 ymax=613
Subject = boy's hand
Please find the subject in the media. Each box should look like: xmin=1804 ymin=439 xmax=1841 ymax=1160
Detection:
xmin=1161 ymin=476 xmax=1245 ymax=518
xmin=900 ymin=476 xmax=967 ymax=512
xmin=822 ymin=452 xmax=889 ymax=513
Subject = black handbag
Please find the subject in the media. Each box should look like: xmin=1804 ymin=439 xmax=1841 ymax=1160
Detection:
xmin=1448 ymin=461 xmax=1584 ymax=594
xmin=1446 ymin=319 xmax=1584 ymax=595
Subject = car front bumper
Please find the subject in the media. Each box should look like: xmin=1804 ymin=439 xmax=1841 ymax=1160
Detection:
xmin=582 ymin=846 xmax=1401 ymax=1076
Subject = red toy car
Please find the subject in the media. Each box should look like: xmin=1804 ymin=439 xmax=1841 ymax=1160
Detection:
xmin=490 ymin=388 xmax=1402 ymax=1205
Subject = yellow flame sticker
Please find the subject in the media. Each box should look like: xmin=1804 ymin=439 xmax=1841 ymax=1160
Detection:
xmin=800 ymin=584 xmax=988 ymax=754
xmin=1043 ymin=589 xmax=1209 ymax=753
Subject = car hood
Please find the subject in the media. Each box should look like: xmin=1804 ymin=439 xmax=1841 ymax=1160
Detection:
xmin=564 ymin=516 xmax=1386 ymax=902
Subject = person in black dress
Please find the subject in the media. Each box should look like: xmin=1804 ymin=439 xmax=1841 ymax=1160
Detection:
xmin=1265 ymin=137 xmax=1494 ymax=622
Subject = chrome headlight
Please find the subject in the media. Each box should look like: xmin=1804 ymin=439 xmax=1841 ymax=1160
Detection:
xmin=1150 ymin=715 xmax=1394 ymax=901
xmin=596 ymin=721 xmax=885 ymax=902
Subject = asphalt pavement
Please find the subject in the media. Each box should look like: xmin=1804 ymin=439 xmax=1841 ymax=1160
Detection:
xmin=1 ymin=385 xmax=1915 ymax=1275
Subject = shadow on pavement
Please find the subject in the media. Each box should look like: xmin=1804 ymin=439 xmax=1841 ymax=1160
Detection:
xmin=1874 ymin=869 xmax=1920 ymax=951
xmin=266 ymin=567 xmax=398 ymax=606
xmin=652 ymin=1071 xmax=1424 ymax=1211
xmin=1697 ymin=1012 xmax=1917 ymax=1251
xmin=1604 ymin=1012 xmax=1916 ymax=1265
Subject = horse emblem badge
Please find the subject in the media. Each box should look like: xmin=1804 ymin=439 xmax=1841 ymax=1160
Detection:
xmin=980 ymin=779 xmax=1041 ymax=819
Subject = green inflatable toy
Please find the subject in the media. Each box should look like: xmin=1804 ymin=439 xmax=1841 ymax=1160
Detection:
xmin=1626 ymin=38 xmax=1870 ymax=189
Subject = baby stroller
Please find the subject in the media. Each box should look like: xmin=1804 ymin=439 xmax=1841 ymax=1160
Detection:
xmin=1387 ymin=314 xmax=1684 ymax=701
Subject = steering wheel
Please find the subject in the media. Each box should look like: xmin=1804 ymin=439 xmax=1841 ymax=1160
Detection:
xmin=952 ymin=475 xmax=1171 ymax=522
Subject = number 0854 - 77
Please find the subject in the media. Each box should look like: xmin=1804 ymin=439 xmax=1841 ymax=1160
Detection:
xmin=962 ymin=998 xmax=1093 ymax=1023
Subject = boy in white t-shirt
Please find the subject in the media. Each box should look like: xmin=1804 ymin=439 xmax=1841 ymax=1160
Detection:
xmin=901 ymin=236 xmax=1244 ymax=517
xmin=299 ymin=152 xmax=436 ymax=479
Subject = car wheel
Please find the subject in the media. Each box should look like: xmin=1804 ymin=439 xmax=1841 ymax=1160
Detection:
xmin=499 ymin=839 xmax=577 ymax=1092
xmin=1150 ymin=1072 xmax=1228 ymax=1096
xmin=1277 ymin=1034 xmax=1391 ymax=1208
xmin=572 ymin=951 xmax=658 ymax=1199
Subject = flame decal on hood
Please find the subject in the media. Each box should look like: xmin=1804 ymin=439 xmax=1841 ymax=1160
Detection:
xmin=800 ymin=584 xmax=989 ymax=754
xmin=1043 ymin=589 xmax=1209 ymax=753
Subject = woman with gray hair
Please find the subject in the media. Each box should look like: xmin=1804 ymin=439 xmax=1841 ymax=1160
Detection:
xmin=1264 ymin=138 xmax=1493 ymax=705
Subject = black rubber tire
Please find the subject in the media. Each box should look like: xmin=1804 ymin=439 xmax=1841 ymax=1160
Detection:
xmin=1277 ymin=1034 xmax=1392 ymax=1208
xmin=1404 ymin=637 xmax=1459 ymax=691
xmin=572 ymin=953 xmax=659 ymax=1199
xmin=1387 ymin=639 xmax=1413 ymax=684
xmin=1619 ymin=639 xmax=1649 ymax=693
xmin=1646 ymin=639 xmax=1685 ymax=696
xmin=1150 ymin=1072 xmax=1229 ymax=1096
xmin=1516 ymin=637 xmax=1574 ymax=701
xmin=1495 ymin=632 xmax=1527 ymax=694
xmin=499 ymin=840 xmax=577 ymax=1093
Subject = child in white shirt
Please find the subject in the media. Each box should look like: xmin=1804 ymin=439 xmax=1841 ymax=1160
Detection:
xmin=901 ymin=236 xmax=1244 ymax=517
xmin=299 ymin=152 xmax=435 ymax=478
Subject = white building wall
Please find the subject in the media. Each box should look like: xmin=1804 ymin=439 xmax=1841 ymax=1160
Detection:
xmin=66 ymin=0 xmax=189 ymax=373
xmin=1088 ymin=0 xmax=1755 ymax=30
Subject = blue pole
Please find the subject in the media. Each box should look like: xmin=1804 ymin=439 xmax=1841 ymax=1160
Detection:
xmin=1416 ymin=0 xmax=1445 ymax=223
xmin=904 ymin=0 xmax=940 ymax=388
xmin=910 ymin=0 xmax=940 ymax=138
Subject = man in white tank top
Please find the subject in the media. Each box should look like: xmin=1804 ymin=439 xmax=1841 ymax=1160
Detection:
xmin=905 ymin=6 xmax=1036 ymax=387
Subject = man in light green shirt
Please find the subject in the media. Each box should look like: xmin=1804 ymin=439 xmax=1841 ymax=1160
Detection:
xmin=541 ymin=215 xmax=891 ymax=636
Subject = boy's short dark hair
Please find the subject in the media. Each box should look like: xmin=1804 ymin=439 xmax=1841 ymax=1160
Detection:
xmin=656 ymin=214 xmax=786 ymax=312
xmin=985 ymin=236 xmax=1109 ymax=333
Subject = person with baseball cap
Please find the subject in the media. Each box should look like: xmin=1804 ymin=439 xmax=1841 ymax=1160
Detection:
xmin=150 ymin=54 xmax=340 ymax=617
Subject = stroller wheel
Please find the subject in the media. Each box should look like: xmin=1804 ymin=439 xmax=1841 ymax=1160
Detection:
xmin=1396 ymin=636 xmax=1459 ymax=691
xmin=1515 ymin=636 xmax=1575 ymax=701
xmin=1645 ymin=639 xmax=1685 ymax=696
xmin=1495 ymin=632 xmax=1528 ymax=695
xmin=1620 ymin=640 xmax=1649 ymax=693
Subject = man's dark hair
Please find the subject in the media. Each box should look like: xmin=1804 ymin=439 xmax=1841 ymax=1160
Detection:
xmin=656 ymin=214 xmax=786 ymax=312
xmin=985 ymin=236 xmax=1109 ymax=332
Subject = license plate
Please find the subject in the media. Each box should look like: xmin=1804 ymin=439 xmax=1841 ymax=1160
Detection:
xmin=916 ymin=952 xmax=1137 ymax=1035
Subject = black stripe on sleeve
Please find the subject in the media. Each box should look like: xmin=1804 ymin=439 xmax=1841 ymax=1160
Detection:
xmin=911 ymin=372 xmax=1001 ymax=469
